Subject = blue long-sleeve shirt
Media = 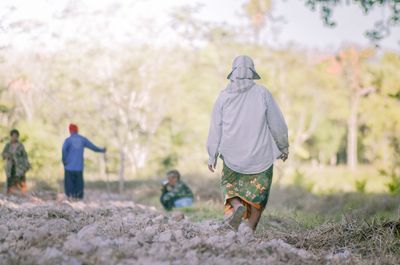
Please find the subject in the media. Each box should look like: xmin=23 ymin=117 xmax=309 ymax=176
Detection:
xmin=62 ymin=133 xmax=105 ymax=171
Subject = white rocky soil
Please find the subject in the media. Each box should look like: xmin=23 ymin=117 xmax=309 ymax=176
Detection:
xmin=0 ymin=192 xmax=352 ymax=265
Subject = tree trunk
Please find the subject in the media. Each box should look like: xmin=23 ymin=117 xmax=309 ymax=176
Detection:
xmin=347 ymin=95 xmax=359 ymax=170
xmin=118 ymin=148 xmax=125 ymax=194
xmin=100 ymin=153 xmax=111 ymax=195
xmin=330 ymin=154 xmax=337 ymax=166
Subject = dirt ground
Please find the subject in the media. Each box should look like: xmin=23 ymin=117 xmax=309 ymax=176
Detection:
xmin=0 ymin=191 xmax=398 ymax=265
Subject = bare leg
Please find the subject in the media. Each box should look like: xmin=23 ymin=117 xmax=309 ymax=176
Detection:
xmin=230 ymin=197 xmax=243 ymax=210
xmin=226 ymin=197 xmax=245 ymax=231
xmin=248 ymin=205 xmax=262 ymax=231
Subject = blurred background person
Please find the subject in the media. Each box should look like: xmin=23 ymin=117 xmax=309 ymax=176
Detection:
xmin=62 ymin=123 xmax=106 ymax=199
xmin=2 ymin=129 xmax=30 ymax=195
xmin=160 ymin=169 xmax=194 ymax=211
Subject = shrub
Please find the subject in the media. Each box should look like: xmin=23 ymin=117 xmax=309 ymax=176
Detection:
xmin=355 ymin=179 xmax=367 ymax=193
xmin=386 ymin=174 xmax=400 ymax=196
xmin=380 ymin=169 xmax=400 ymax=196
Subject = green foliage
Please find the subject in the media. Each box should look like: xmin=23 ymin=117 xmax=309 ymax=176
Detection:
xmin=381 ymin=168 xmax=400 ymax=195
xmin=0 ymin=12 xmax=398 ymax=194
xmin=263 ymin=209 xmax=326 ymax=230
xmin=160 ymin=154 xmax=179 ymax=171
xmin=19 ymin=122 xmax=58 ymax=172
xmin=293 ymin=169 xmax=315 ymax=192
xmin=355 ymin=179 xmax=367 ymax=193
xmin=360 ymin=53 xmax=400 ymax=168
xmin=179 ymin=201 xmax=223 ymax=221
xmin=376 ymin=114 xmax=400 ymax=195
xmin=302 ymin=0 xmax=400 ymax=42
xmin=1 ymin=45 xmax=399 ymax=191
xmin=386 ymin=175 xmax=400 ymax=195
xmin=0 ymin=104 xmax=9 ymax=113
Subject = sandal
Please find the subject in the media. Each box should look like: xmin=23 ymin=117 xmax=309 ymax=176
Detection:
xmin=227 ymin=205 xmax=245 ymax=231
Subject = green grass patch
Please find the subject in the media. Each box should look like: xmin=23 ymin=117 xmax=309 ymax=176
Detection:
xmin=179 ymin=201 xmax=223 ymax=222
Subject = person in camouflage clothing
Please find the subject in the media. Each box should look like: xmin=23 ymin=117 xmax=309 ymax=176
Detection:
xmin=2 ymin=129 xmax=30 ymax=194
xmin=160 ymin=170 xmax=194 ymax=211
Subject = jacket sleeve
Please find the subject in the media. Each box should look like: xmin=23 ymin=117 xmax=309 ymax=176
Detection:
xmin=62 ymin=139 xmax=69 ymax=165
xmin=265 ymin=91 xmax=289 ymax=154
xmin=84 ymin=137 xmax=105 ymax=153
xmin=206 ymin=93 xmax=224 ymax=166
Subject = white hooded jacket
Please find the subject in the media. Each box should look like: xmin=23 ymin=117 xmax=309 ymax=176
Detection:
xmin=206 ymin=55 xmax=289 ymax=174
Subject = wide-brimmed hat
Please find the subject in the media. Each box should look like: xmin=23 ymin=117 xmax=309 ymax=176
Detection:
xmin=227 ymin=55 xmax=261 ymax=80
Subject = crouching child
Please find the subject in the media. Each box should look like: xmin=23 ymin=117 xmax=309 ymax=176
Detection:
xmin=160 ymin=170 xmax=194 ymax=211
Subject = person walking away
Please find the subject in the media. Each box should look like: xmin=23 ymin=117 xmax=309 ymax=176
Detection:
xmin=62 ymin=124 xmax=106 ymax=199
xmin=207 ymin=55 xmax=289 ymax=232
xmin=2 ymin=129 xmax=30 ymax=195
xmin=160 ymin=170 xmax=194 ymax=211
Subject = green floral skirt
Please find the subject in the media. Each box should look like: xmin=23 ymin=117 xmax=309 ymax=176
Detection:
xmin=221 ymin=163 xmax=273 ymax=219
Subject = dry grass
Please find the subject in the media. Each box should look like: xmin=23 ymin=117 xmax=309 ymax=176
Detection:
xmin=285 ymin=218 xmax=400 ymax=259
xmin=1 ymin=171 xmax=399 ymax=265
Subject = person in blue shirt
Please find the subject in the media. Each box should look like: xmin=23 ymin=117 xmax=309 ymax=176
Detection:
xmin=62 ymin=123 xmax=106 ymax=199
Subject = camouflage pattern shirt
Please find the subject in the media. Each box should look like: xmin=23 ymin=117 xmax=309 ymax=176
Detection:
xmin=161 ymin=181 xmax=194 ymax=203
xmin=2 ymin=142 xmax=30 ymax=178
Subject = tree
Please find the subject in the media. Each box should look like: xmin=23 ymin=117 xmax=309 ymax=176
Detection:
xmin=326 ymin=47 xmax=375 ymax=169
xmin=99 ymin=55 xmax=165 ymax=193
xmin=302 ymin=0 xmax=400 ymax=43
xmin=360 ymin=52 xmax=400 ymax=168
xmin=243 ymin=0 xmax=272 ymax=43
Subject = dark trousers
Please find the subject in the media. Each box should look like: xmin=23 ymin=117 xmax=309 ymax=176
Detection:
xmin=64 ymin=170 xmax=84 ymax=199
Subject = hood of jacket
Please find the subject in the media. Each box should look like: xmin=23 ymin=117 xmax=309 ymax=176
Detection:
xmin=226 ymin=55 xmax=260 ymax=93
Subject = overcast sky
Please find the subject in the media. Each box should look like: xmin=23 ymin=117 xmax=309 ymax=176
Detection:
xmin=199 ymin=0 xmax=400 ymax=51
xmin=0 ymin=0 xmax=399 ymax=52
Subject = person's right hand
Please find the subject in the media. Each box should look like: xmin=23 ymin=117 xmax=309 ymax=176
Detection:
xmin=280 ymin=152 xmax=289 ymax=162
xmin=103 ymin=147 xmax=107 ymax=153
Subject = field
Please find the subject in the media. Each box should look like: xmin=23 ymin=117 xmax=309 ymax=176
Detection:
xmin=1 ymin=0 xmax=400 ymax=264
xmin=0 ymin=166 xmax=399 ymax=265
